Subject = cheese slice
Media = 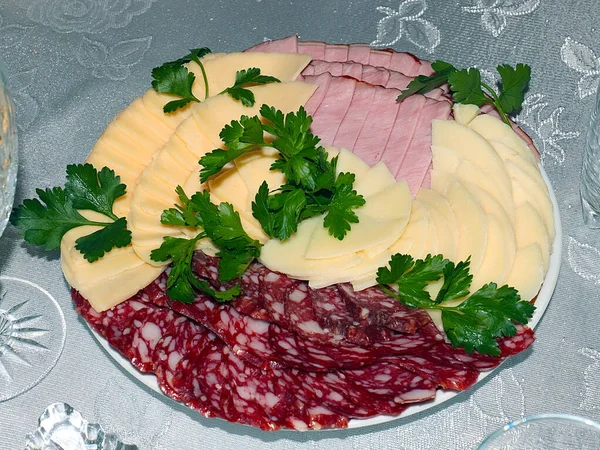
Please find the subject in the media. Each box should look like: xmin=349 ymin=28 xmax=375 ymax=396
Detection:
xmin=491 ymin=139 xmax=546 ymax=187
xmin=514 ymin=202 xmax=551 ymax=271
xmin=305 ymin=181 xmax=411 ymax=260
xmin=505 ymin=243 xmax=545 ymax=301
xmin=468 ymin=113 xmax=536 ymax=165
xmin=335 ymin=148 xmax=371 ymax=178
xmin=442 ymin=179 xmax=488 ymax=272
xmin=416 ymin=188 xmax=459 ymax=252
xmin=421 ymin=201 xmax=456 ymax=261
xmin=470 ymin=213 xmax=515 ymax=291
xmin=453 ymin=104 xmax=480 ymax=126
xmin=259 ymin=217 xmax=363 ymax=278
xmin=235 ymin=148 xmax=285 ymax=206
xmin=353 ymin=162 xmax=397 ymax=198
xmin=389 ymin=200 xmax=429 ymax=258
xmin=431 ymin=145 xmax=460 ymax=173
xmin=506 ymin=160 xmax=555 ymax=241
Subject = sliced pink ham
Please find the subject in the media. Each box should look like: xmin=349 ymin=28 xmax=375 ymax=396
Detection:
xmin=303 ymin=73 xmax=451 ymax=194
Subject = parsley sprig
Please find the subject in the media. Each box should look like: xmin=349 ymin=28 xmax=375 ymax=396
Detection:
xmin=218 ymin=68 xmax=281 ymax=106
xmin=10 ymin=164 xmax=131 ymax=262
xmin=397 ymin=61 xmax=531 ymax=125
xmin=199 ymin=105 xmax=365 ymax=240
xmin=376 ymin=254 xmax=535 ymax=356
xmin=151 ymin=186 xmax=260 ymax=303
xmin=152 ymin=48 xmax=212 ymax=113
xmin=152 ymin=48 xmax=281 ymax=113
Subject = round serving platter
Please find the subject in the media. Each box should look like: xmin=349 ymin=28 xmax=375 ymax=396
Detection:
xmin=88 ymin=164 xmax=562 ymax=431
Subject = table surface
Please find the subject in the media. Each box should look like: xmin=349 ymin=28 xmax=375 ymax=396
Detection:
xmin=1 ymin=0 xmax=599 ymax=449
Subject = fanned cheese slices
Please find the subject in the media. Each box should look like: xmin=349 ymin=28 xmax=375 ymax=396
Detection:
xmin=130 ymin=81 xmax=318 ymax=265
xmin=61 ymin=53 xmax=311 ymax=312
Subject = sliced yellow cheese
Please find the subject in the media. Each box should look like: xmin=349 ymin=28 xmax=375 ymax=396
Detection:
xmin=506 ymin=160 xmax=555 ymax=241
xmin=60 ymin=212 xmax=163 ymax=312
xmin=208 ymin=168 xmax=251 ymax=215
xmin=505 ymin=243 xmax=545 ymax=301
xmin=432 ymin=120 xmax=513 ymax=206
xmin=470 ymin=213 xmax=515 ymax=291
xmin=514 ymin=202 xmax=551 ymax=271
xmin=453 ymin=103 xmax=480 ymax=126
xmin=468 ymin=113 xmax=536 ymax=164
xmin=259 ymin=217 xmax=363 ymax=278
xmin=491 ymin=140 xmax=545 ymax=187
xmin=334 ymin=148 xmax=371 ymax=178
xmin=235 ymin=148 xmax=285 ymax=205
xmin=416 ymin=188 xmax=459 ymax=253
xmin=421 ymin=201 xmax=456 ymax=261
xmin=442 ymin=179 xmax=488 ymax=272
xmin=130 ymin=82 xmax=317 ymax=264
xmin=431 ymin=145 xmax=460 ymax=173
xmin=389 ymin=200 xmax=429 ymax=258
xmin=305 ymin=181 xmax=411 ymax=260
xmin=353 ymin=161 xmax=396 ymax=198
xmin=454 ymin=159 xmax=515 ymax=222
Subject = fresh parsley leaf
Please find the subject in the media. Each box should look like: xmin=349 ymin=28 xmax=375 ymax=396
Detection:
xmin=187 ymin=191 xmax=262 ymax=282
xmin=160 ymin=186 xmax=203 ymax=228
xmin=150 ymin=233 xmax=240 ymax=303
xmin=252 ymin=183 xmax=307 ymax=240
xmin=74 ymin=217 xmax=131 ymax=263
xmin=151 ymin=47 xmax=212 ymax=113
xmin=434 ymin=257 xmax=472 ymax=303
xmin=199 ymin=115 xmax=266 ymax=183
xmin=11 ymin=187 xmax=98 ymax=251
xmin=220 ymin=68 xmax=281 ymax=106
xmin=151 ymin=64 xmax=200 ymax=113
xmin=65 ymin=164 xmax=125 ymax=221
xmin=396 ymin=60 xmax=456 ymax=102
xmin=442 ymin=283 xmax=535 ymax=356
xmin=398 ymin=60 xmax=531 ymax=125
xmin=448 ymin=68 xmax=488 ymax=107
xmin=376 ymin=253 xmax=535 ymax=356
xmin=497 ymin=63 xmax=531 ymax=115
xmin=261 ymin=105 xmax=323 ymax=191
xmin=323 ymin=172 xmax=365 ymax=240
xmin=10 ymin=165 xmax=132 ymax=261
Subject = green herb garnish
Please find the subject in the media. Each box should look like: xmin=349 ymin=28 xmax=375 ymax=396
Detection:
xmin=397 ymin=61 xmax=531 ymax=125
xmin=376 ymin=254 xmax=535 ymax=356
xmin=219 ymin=68 xmax=281 ymax=106
xmin=10 ymin=164 xmax=131 ymax=262
xmin=153 ymin=186 xmax=261 ymax=303
xmin=151 ymin=48 xmax=212 ymax=113
xmin=199 ymin=105 xmax=365 ymax=240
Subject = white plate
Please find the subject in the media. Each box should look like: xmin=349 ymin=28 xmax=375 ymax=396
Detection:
xmin=89 ymin=165 xmax=562 ymax=431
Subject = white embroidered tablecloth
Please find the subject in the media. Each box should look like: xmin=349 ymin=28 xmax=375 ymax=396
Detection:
xmin=0 ymin=1 xmax=599 ymax=449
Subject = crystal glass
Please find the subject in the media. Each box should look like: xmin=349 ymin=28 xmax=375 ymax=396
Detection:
xmin=25 ymin=403 xmax=138 ymax=450
xmin=581 ymin=84 xmax=600 ymax=227
xmin=0 ymin=60 xmax=17 ymax=236
xmin=477 ymin=414 xmax=600 ymax=450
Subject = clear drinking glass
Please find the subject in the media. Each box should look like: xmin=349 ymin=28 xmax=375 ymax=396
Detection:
xmin=0 ymin=61 xmax=17 ymax=236
xmin=477 ymin=414 xmax=600 ymax=450
xmin=581 ymin=85 xmax=600 ymax=227
xmin=0 ymin=66 xmax=66 ymax=401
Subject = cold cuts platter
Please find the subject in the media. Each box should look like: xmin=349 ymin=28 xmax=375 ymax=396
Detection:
xmin=91 ymin=202 xmax=560 ymax=430
xmin=13 ymin=35 xmax=562 ymax=431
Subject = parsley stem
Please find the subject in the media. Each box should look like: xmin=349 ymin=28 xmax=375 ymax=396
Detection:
xmin=86 ymin=220 xmax=118 ymax=227
xmin=191 ymin=56 xmax=209 ymax=98
xmin=480 ymin=82 xmax=510 ymax=126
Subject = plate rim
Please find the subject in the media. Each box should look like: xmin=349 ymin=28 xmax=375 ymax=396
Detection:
xmin=88 ymin=163 xmax=562 ymax=431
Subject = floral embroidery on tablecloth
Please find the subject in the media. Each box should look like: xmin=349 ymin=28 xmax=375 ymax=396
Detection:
xmin=561 ymin=37 xmax=600 ymax=99
xmin=579 ymin=348 xmax=600 ymax=410
xmin=516 ymin=93 xmax=579 ymax=165
xmin=371 ymin=0 xmax=440 ymax=53
xmin=8 ymin=69 xmax=39 ymax=131
xmin=567 ymin=236 xmax=600 ymax=284
xmin=461 ymin=0 xmax=540 ymax=38
xmin=77 ymin=36 xmax=152 ymax=81
xmin=27 ymin=0 xmax=157 ymax=34
xmin=0 ymin=14 xmax=33 ymax=49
